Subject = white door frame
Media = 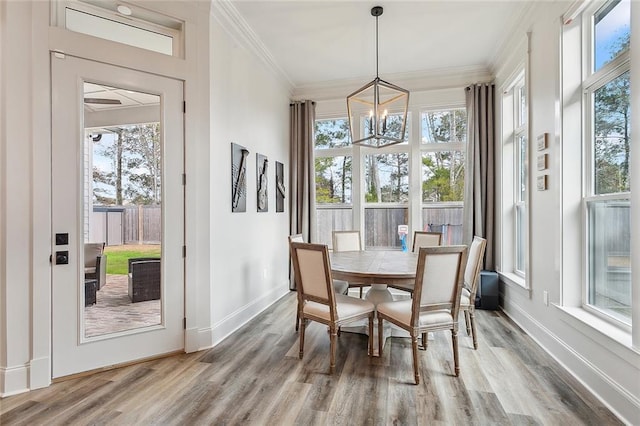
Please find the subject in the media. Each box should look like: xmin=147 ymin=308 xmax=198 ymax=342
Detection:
xmin=51 ymin=53 xmax=185 ymax=378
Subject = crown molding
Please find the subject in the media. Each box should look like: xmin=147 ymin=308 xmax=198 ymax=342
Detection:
xmin=292 ymin=65 xmax=493 ymax=101
xmin=210 ymin=0 xmax=294 ymax=94
xmin=488 ymin=0 xmax=540 ymax=77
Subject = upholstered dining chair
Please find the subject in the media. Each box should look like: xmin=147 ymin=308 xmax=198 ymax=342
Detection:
xmin=459 ymin=236 xmax=487 ymax=350
xmin=290 ymin=241 xmax=375 ymax=373
xmin=332 ymin=230 xmax=368 ymax=298
xmin=411 ymin=231 xmax=442 ymax=252
xmin=377 ymin=245 xmax=468 ymax=384
xmin=387 ymin=231 xmax=443 ymax=296
xmin=289 ymin=234 xmax=348 ymax=331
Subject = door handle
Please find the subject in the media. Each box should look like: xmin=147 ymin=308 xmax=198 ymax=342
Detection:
xmin=55 ymin=251 xmax=69 ymax=265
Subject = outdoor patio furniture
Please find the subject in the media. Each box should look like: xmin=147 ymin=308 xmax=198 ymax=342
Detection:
xmin=128 ymin=257 xmax=161 ymax=303
xmin=84 ymin=279 xmax=97 ymax=306
xmin=84 ymin=243 xmax=107 ymax=289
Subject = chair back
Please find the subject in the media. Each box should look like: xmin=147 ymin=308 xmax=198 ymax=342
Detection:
xmin=84 ymin=242 xmax=105 ymax=268
xmin=332 ymin=230 xmax=361 ymax=252
xmin=289 ymin=234 xmax=304 ymax=244
xmin=290 ymin=242 xmax=337 ymax=318
xmin=464 ymin=236 xmax=487 ymax=296
xmin=411 ymin=246 xmax=468 ymax=326
xmin=412 ymin=231 xmax=442 ymax=252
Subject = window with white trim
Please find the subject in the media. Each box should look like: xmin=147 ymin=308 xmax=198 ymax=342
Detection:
xmin=582 ymin=0 xmax=631 ymax=324
xmin=501 ymin=72 xmax=528 ymax=283
xmin=313 ymin=105 xmax=466 ymax=250
xmin=420 ymin=109 xmax=466 ymax=245
xmin=314 ymin=118 xmax=353 ymax=247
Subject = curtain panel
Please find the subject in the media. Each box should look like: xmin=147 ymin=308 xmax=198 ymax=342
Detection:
xmin=289 ymin=100 xmax=316 ymax=289
xmin=464 ymin=83 xmax=496 ymax=270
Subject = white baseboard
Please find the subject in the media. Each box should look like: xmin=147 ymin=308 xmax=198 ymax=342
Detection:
xmin=185 ymin=327 xmax=201 ymax=353
xmin=501 ymin=300 xmax=640 ymax=425
xmin=196 ymin=285 xmax=290 ymax=351
xmin=0 ymin=364 xmax=29 ymax=397
xmin=29 ymin=356 xmax=50 ymax=390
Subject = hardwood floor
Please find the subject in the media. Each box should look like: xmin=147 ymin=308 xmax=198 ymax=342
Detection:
xmin=0 ymin=292 xmax=622 ymax=425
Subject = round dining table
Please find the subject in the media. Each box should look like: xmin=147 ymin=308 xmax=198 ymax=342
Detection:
xmin=329 ymin=249 xmax=418 ymax=303
xmin=329 ymin=249 xmax=418 ymax=355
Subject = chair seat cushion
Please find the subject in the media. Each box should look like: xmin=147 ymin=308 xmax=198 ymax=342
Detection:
xmin=377 ymin=300 xmax=454 ymax=328
xmin=304 ymin=294 xmax=374 ymax=322
xmin=460 ymin=288 xmax=471 ymax=308
xmin=332 ymin=280 xmax=349 ymax=295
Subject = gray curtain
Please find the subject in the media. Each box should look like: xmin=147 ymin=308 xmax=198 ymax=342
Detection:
xmin=464 ymin=83 xmax=495 ymax=270
xmin=289 ymin=100 xmax=316 ymax=289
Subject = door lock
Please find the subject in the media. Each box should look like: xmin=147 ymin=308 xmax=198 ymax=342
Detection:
xmin=55 ymin=233 xmax=69 ymax=245
xmin=55 ymin=251 xmax=69 ymax=265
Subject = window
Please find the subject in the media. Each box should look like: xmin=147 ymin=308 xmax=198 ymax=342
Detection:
xmin=58 ymin=1 xmax=183 ymax=57
xmin=583 ymin=0 xmax=631 ymax=324
xmin=420 ymin=109 xmax=466 ymax=245
xmin=500 ymin=72 xmax=528 ymax=283
xmin=363 ymin=114 xmax=410 ymax=249
xmin=514 ymin=83 xmax=528 ymax=274
xmin=314 ymin=104 xmax=467 ymax=251
xmin=314 ymin=118 xmax=353 ymax=247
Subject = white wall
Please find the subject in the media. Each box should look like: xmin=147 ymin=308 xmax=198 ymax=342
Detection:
xmin=493 ymin=3 xmax=640 ymax=423
xmin=205 ymin=13 xmax=292 ymax=346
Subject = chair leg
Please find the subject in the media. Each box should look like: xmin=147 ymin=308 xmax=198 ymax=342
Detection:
xmin=421 ymin=332 xmax=428 ymax=350
xmin=464 ymin=309 xmax=471 ymax=335
xmin=299 ymin=317 xmax=306 ymax=359
xmin=412 ymin=334 xmax=420 ymax=385
xmin=368 ymin=315 xmax=374 ymax=357
xmin=451 ymin=328 xmax=460 ymax=377
xmin=295 ymin=309 xmax=300 ymax=332
xmin=378 ymin=317 xmax=383 ymax=357
xmin=470 ymin=310 xmax=478 ymax=350
xmin=329 ymin=325 xmax=337 ymax=374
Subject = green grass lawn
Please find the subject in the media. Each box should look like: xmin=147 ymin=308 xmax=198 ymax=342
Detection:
xmin=104 ymin=245 xmax=161 ymax=275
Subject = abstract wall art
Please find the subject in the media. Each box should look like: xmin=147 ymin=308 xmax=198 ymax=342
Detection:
xmin=256 ymin=153 xmax=268 ymax=212
xmin=276 ymin=161 xmax=285 ymax=213
xmin=231 ymin=143 xmax=249 ymax=212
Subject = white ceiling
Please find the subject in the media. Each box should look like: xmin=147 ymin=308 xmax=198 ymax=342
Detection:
xmin=229 ymin=0 xmax=534 ymax=92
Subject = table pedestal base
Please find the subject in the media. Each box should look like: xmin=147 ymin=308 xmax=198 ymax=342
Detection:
xmin=341 ymin=285 xmax=412 ymax=356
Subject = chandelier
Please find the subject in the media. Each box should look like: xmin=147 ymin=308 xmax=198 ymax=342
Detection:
xmin=347 ymin=6 xmax=409 ymax=148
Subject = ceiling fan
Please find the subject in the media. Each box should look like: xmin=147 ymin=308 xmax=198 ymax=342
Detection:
xmin=84 ymin=97 xmax=122 ymax=105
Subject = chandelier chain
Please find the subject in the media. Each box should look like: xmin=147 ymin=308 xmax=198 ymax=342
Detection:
xmin=375 ymin=14 xmax=379 ymax=78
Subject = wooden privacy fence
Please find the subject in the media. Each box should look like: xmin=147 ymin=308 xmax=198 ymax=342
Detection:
xmin=316 ymin=204 xmax=464 ymax=249
xmin=92 ymin=205 xmax=161 ymax=245
xmin=123 ymin=205 xmax=161 ymax=244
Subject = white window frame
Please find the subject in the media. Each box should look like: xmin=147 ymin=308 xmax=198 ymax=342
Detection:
xmin=54 ymin=0 xmax=184 ymax=58
xmin=313 ymin=116 xmax=356 ymax=248
xmin=419 ymin=108 xmax=466 ymax=244
xmin=499 ymin=70 xmax=529 ymax=287
xmin=313 ymin=102 xmax=467 ymax=250
xmin=581 ymin=0 xmax=631 ymax=327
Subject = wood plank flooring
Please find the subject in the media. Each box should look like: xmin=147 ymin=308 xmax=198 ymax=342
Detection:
xmin=0 ymin=292 xmax=622 ymax=425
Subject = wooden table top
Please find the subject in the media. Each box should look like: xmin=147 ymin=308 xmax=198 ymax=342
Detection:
xmin=329 ymin=250 xmax=418 ymax=286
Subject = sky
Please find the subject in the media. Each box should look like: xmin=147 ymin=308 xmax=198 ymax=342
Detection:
xmin=594 ymin=0 xmax=630 ymax=71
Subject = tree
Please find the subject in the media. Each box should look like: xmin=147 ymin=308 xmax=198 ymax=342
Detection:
xmin=593 ymin=33 xmax=630 ymax=195
xmin=421 ymin=110 xmax=466 ymax=202
xmin=364 ymin=115 xmax=408 ymax=202
xmin=91 ymin=123 xmax=162 ymax=206
xmin=314 ymin=119 xmax=352 ymax=203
